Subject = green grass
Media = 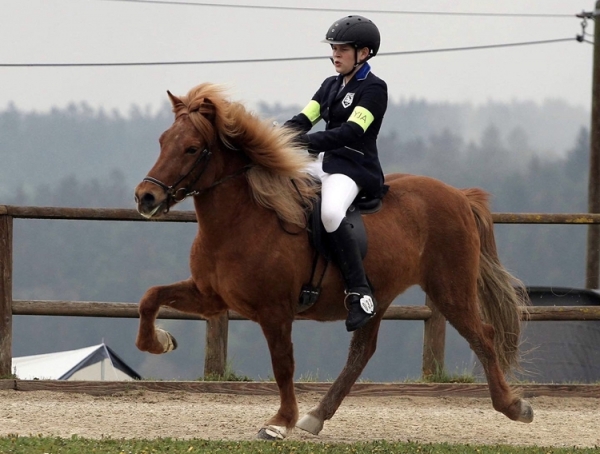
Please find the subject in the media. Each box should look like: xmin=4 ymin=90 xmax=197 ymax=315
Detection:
xmin=189 ymin=361 xmax=253 ymax=382
xmin=190 ymin=365 xmax=478 ymax=384
xmin=419 ymin=365 xmax=476 ymax=384
xmin=196 ymin=368 xmax=252 ymax=382
xmin=0 ymin=436 xmax=598 ymax=454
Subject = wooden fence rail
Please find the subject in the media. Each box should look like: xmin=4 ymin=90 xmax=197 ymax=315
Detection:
xmin=2 ymin=205 xmax=600 ymax=378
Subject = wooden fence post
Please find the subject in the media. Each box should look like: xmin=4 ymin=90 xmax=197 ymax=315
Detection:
xmin=204 ymin=312 xmax=229 ymax=377
xmin=0 ymin=214 xmax=13 ymax=377
xmin=586 ymin=2 xmax=600 ymax=289
xmin=422 ymin=296 xmax=446 ymax=378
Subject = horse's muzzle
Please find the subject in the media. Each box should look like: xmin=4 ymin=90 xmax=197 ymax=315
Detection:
xmin=134 ymin=183 xmax=168 ymax=219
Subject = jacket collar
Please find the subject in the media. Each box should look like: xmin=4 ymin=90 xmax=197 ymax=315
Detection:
xmin=354 ymin=62 xmax=371 ymax=81
xmin=332 ymin=63 xmax=371 ymax=102
xmin=335 ymin=62 xmax=371 ymax=83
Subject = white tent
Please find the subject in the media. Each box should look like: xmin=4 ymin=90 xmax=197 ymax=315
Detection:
xmin=12 ymin=343 xmax=141 ymax=381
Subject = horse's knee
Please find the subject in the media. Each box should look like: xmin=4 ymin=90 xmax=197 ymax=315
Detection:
xmin=138 ymin=287 xmax=163 ymax=317
xmin=138 ymin=304 xmax=155 ymax=320
xmin=141 ymin=286 xmax=162 ymax=300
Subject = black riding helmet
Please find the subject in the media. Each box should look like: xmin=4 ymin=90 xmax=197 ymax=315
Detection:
xmin=322 ymin=15 xmax=381 ymax=60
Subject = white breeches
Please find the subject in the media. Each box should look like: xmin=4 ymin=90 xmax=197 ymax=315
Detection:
xmin=305 ymin=153 xmax=360 ymax=233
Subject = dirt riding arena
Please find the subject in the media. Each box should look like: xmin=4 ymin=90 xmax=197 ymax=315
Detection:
xmin=1 ymin=382 xmax=600 ymax=448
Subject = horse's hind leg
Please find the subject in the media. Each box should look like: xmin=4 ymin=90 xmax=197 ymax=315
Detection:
xmin=136 ymin=278 xmax=203 ymax=354
xmin=296 ymin=316 xmax=382 ymax=435
xmin=429 ymin=288 xmax=533 ymax=423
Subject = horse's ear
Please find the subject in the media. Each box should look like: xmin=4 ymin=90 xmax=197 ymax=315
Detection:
xmin=167 ymin=90 xmax=184 ymax=108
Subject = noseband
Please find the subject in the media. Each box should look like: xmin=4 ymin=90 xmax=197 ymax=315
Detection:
xmin=143 ymin=147 xmax=213 ymax=205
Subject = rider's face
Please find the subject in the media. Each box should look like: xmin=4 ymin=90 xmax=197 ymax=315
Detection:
xmin=331 ymin=44 xmax=356 ymax=75
xmin=331 ymin=44 xmax=369 ymax=76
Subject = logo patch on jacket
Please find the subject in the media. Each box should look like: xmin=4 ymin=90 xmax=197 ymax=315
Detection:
xmin=342 ymin=92 xmax=355 ymax=108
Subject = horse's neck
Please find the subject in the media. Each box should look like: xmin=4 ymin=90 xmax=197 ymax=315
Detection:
xmin=192 ymin=179 xmax=263 ymax=237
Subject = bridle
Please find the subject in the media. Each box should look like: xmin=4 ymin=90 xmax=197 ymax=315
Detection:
xmin=143 ymin=147 xmax=213 ymax=205
xmin=142 ymin=146 xmax=253 ymax=212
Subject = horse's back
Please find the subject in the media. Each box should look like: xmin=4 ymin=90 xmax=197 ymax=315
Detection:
xmin=363 ymin=173 xmax=484 ymax=299
xmin=382 ymin=172 xmax=483 ymax=219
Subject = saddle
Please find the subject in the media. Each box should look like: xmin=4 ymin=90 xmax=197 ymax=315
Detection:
xmin=297 ymin=191 xmax=383 ymax=313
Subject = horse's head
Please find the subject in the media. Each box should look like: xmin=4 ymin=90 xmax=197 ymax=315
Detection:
xmin=135 ymin=82 xmax=319 ymax=225
xmin=134 ymin=85 xmax=235 ymax=218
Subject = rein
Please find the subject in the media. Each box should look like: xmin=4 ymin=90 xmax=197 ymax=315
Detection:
xmin=143 ymin=146 xmax=253 ymax=211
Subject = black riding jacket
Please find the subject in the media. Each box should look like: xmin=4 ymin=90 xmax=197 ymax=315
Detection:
xmin=285 ymin=63 xmax=388 ymax=198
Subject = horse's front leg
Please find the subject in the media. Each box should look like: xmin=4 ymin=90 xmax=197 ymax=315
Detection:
xmin=296 ymin=316 xmax=382 ymax=435
xmin=136 ymin=278 xmax=208 ymax=354
xmin=256 ymin=319 xmax=297 ymax=441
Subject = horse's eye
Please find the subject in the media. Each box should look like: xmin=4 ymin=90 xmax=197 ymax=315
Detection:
xmin=184 ymin=146 xmax=198 ymax=155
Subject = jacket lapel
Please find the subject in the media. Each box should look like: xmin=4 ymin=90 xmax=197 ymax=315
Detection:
xmin=328 ymin=76 xmax=343 ymax=107
xmin=335 ymin=77 xmax=360 ymax=111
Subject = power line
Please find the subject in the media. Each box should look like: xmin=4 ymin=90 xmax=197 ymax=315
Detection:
xmin=383 ymin=37 xmax=577 ymax=56
xmin=99 ymin=0 xmax=577 ymax=18
xmin=0 ymin=37 xmax=579 ymax=68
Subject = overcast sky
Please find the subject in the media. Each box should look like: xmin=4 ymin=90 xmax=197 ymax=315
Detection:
xmin=0 ymin=0 xmax=595 ymax=115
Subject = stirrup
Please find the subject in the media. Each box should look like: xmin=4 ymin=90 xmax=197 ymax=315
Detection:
xmin=344 ymin=291 xmax=376 ymax=332
xmin=344 ymin=291 xmax=376 ymax=315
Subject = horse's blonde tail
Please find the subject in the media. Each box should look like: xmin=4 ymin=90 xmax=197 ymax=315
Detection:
xmin=464 ymin=188 xmax=529 ymax=373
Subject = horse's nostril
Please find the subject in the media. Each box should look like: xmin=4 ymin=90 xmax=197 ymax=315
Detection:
xmin=141 ymin=192 xmax=156 ymax=205
xmin=134 ymin=194 xmax=140 ymax=204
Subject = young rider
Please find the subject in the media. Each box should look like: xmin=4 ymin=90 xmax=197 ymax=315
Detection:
xmin=285 ymin=15 xmax=388 ymax=332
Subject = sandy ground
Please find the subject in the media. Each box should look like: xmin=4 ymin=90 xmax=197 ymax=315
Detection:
xmin=0 ymin=390 xmax=599 ymax=448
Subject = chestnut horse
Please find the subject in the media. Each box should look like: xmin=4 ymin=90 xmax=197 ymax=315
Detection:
xmin=134 ymin=83 xmax=533 ymax=440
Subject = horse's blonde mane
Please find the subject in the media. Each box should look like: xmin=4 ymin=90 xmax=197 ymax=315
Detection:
xmin=174 ymin=83 xmax=318 ymax=227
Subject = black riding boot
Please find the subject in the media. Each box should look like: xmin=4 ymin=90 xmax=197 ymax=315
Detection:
xmin=328 ymin=218 xmax=377 ymax=332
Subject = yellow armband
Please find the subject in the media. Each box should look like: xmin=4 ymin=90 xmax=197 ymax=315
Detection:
xmin=301 ymin=100 xmax=321 ymax=125
xmin=348 ymin=106 xmax=375 ymax=132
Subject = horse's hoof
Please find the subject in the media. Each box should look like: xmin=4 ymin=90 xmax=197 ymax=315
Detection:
xmin=296 ymin=413 xmax=323 ymax=435
xmin=156 ymin=328 xmax=177 ymax=353
xmin=256 ymin=425 xmax=287 ymax=440
xmin=516 ymin=399 xmax=534 ymax=423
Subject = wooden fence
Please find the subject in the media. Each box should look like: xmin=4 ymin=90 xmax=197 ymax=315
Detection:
xmin=2 ymin=204 xmax=600 ymax=378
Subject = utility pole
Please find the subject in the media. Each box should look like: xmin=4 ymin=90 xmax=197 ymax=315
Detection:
xmin=586 ymin=2 xmax=600 ymax=289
